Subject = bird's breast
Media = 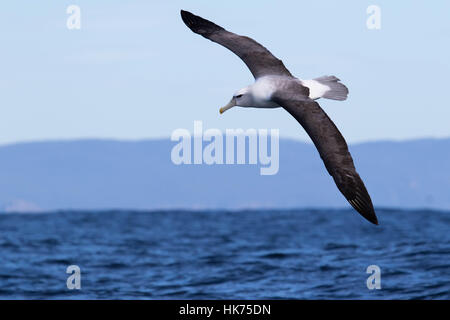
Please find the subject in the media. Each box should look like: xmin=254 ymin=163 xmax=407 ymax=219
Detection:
xmin=251 ymin=76 xmax=284 ymax=108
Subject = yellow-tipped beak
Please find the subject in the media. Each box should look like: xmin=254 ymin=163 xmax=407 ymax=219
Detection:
xmin=219 ymin=98 xmax=236 ymax=115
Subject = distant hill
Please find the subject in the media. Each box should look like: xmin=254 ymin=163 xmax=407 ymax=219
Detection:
xmin=0 ymin=138 xmax=449 ymax=212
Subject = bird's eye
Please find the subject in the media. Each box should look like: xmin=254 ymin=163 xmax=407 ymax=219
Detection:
xmin=235 ymin=94 xmax=243 ymax=98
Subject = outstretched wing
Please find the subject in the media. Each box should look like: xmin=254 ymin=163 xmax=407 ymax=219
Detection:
xmin=181 ymin=10 xmax=292 ymax=79
xmin=272 ymin=91 xmax=378 ymax=225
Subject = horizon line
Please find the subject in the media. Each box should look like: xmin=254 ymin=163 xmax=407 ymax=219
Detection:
xmin=1 ymin=135 xmax=450 ymax=148
xmin=1 ymin=206 xmax=449 ymax=215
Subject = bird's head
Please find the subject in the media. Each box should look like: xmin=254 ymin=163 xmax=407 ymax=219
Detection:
xmin=220 ymin=86 xmax=253 ymax=114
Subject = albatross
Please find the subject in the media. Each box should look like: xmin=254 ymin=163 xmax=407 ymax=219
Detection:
xmin=181 ymin=10 xmax=378 ymax=225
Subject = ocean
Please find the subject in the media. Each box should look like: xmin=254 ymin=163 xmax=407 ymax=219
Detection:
xmin=0 ymin=209 xmax=448 ymax=299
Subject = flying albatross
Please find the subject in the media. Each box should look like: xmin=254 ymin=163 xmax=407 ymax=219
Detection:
xmin=181 ymin=10 xmax=378 ymax=225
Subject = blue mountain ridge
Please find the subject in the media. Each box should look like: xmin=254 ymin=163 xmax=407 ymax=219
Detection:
xmin=0 ymin=138 xmax=449 ymax=212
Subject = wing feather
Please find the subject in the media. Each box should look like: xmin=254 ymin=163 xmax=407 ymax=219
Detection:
xmin=272 ymin=90 xmax=378 ymax=225
xmin=181 ymin=10 xmax=292 ymax=79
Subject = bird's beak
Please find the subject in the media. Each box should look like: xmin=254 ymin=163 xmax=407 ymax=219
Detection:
xmin=219 ymin=98 xmax=236 ymax=114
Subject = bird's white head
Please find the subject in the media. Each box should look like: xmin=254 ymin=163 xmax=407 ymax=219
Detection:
xmin=219 ymin=86 xmax=254 ymax=114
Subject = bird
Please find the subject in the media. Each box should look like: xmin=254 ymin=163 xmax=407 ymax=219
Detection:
xmin=180 ymin=10 xmax=378 ymax=225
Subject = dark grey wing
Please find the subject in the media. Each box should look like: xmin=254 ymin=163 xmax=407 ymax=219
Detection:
xmin=181 ymin=10 xmax=292 ymax=79
xmin=272 ymin=92 xmax=378 ymax=225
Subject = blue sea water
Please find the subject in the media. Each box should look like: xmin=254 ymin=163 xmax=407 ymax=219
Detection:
xmin=0 ymin=209 xmax=448 ymax=299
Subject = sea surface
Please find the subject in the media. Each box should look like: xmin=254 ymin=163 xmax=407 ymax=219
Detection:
xmin=0 ymin=209 xmax=448 ymax=299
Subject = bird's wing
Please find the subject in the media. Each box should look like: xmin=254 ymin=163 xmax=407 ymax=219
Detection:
xmin=181 ymin=10 xmax=292 ymax=79
xmin=272 ymin=88 xmax=378 ymax=225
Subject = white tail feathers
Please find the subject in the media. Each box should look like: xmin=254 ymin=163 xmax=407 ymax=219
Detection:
xmin=301 ymin=76 xmax=349 ymax=101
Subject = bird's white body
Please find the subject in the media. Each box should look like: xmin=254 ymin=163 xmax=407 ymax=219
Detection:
xmin=247 ymin=76 xmax=284 ymax=108
xmin=235 ymin=76 xmax=337 ymax=109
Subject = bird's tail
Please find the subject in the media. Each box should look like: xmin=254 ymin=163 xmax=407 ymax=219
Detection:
xmin=313 ymin=75 xmax=349 ymax=101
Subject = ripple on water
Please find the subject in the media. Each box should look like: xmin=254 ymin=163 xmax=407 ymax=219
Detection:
xmin=0 ymin=209 xmax=448 ymax=299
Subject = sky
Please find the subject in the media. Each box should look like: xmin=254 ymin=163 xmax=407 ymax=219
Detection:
xmin=0 ymin=1 xmax=449 ymax=145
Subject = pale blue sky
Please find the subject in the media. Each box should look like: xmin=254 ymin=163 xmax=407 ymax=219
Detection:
xmin=1 ymin=1 xmax=449 ymax=145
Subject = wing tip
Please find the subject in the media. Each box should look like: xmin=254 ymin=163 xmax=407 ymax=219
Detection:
xmin=180 ymin=10 xmax=195 ymax=29
xmin=348 ymin=195 xmax=379 ymax=225
xmin=367 ymin=212 xmax=379 ymax=225
xmin=180 ymin=9 xmax=223 ymax=35
xmin=180 ymin=10 xmax=191 ymax=20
